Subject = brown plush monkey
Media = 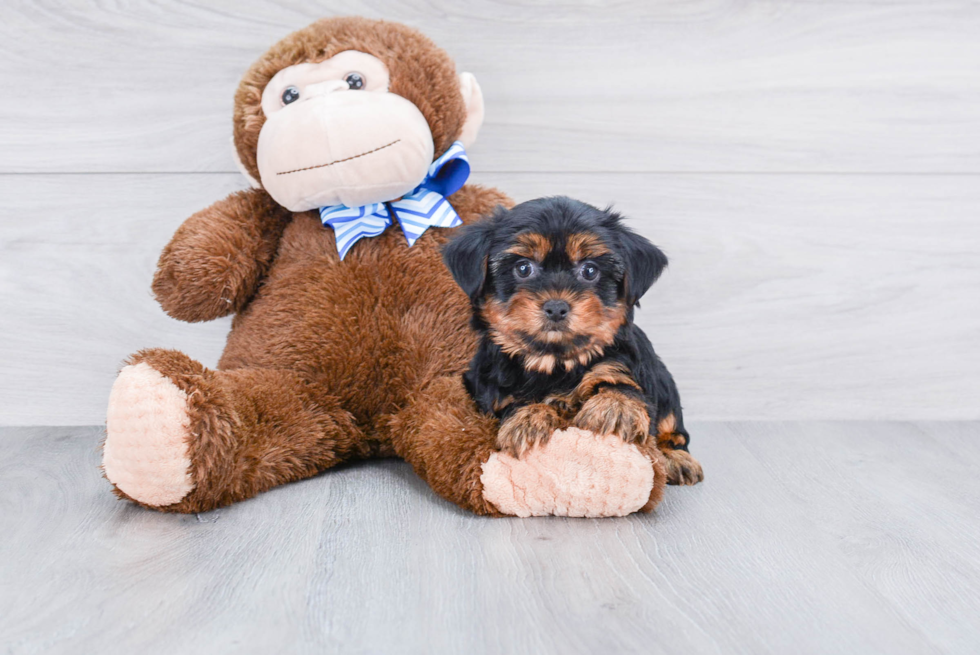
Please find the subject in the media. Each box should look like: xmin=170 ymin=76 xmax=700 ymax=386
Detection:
xmin=102 ymin=17 xmax=667 ymax=518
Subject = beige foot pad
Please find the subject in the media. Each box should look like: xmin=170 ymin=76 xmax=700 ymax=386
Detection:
xmin=480 ymin=427 xmax=655 ymax=518
xmin=104 ymin=362 xmax=195 ymax=507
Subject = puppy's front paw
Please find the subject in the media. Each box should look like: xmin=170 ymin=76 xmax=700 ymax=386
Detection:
xmin=573 ymin=390 xmax=650 ymax=444
xmin=497 ymin=404 xmax=563 ymax=458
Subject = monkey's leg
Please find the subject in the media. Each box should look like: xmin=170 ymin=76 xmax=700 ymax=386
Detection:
xmin=103 ymin=349 xmax=366 ymax=513
xmin=387 ymin=376 xmax=666 ymax=517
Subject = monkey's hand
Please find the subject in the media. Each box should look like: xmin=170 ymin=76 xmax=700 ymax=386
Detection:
xmin=573 ymin=389 xmax=650 ymax=444
xmin=152 ymin=189 xmax=290 ymax=323
xmin=496 ymin=404 xmax=564 ymax=459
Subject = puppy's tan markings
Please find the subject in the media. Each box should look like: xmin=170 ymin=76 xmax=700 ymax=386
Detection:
xmin=492 ymin=395 xmax=515 ymax=413
xmin=481 ymin=291 xmax=627 ymax=374
xmin=655 ymin=413 xmax=704 ymax=485
xmin=657 ymin=413 xmax=677 ymax=436
xmin=545 ymin=362 xmax=641 ymax=420
xmin=497 ymin=403 xmax=564 ymax=458
xmin=655 ymin=413 xmax=689 ymax=449
xmin=543 ymin=392 xmax=577 ymax=420
xmin=481 ymin=293 xmax=543 ymax=360
xmin=573 ymin=389 xmax=650 ymax=444
xmin=566 ymin=233 xmax=610 ymax=263
xmin=524 ymin=353 xmax=557 ymax=375
xmin=574 ymin=361 xmax=641 ymax=401
xmin=660 ymin=449 xmax=704 ymax=485
xmin=505 ymin=232 xmax=551 ymax=262
xmin=561 ymin=296 xmax=627 ymax=370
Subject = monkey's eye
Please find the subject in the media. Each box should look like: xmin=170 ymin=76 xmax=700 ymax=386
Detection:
xmin=281 ymin=86 xmax=300 ymax=105
xmin=579 ymin=262 xmax=600 ymax=282
xmin=344 ymin=72 xmax=365 ymax=90
xmin=515 ymin=260 xmax=536 ymax=279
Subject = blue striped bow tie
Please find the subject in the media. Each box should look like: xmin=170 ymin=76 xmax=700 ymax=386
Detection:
xmin=319 ymin=141 xmax=470 ymax=260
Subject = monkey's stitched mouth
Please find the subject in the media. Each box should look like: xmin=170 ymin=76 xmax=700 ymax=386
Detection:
xmin=276 ymin=139 xmax=401 ymax=176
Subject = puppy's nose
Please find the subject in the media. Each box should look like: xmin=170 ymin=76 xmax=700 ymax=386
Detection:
xmin=542 ymin=299 xmax=571 ymax=322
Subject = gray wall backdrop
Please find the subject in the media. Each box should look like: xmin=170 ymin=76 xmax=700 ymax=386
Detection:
xmin=1 ymin=1 xmax=978 ymax=425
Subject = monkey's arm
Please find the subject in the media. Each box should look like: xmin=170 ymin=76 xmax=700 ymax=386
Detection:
xmin=152 ymin=189 xmax=290 ymax=322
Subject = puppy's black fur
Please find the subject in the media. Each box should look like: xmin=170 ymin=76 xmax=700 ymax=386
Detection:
xmin=443 ymin=196 xmax=703 ymax=485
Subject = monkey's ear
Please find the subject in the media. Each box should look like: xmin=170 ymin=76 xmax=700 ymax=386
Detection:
xmin=231 ymin=136 xmax=263 ymax=190
xmin=442 ymin=213 xmax=498 ymax=300
xmin=457 ymin=72 xmax=484 ymax=149
xmin=618 ymin=228 xmax=668 ymax=306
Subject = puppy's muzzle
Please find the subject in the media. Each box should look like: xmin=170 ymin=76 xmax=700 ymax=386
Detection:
xmin=542 ymin=299 xmax=570 ymax=323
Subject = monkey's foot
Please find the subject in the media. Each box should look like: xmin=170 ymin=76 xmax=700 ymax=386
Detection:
xmin=104 ymin=362 xmax=195 ymax=507
xmin=480 ymin=427 xmax=665 ymax=518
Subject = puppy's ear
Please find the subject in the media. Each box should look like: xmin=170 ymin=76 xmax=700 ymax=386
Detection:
xmin=618 ymin=226 xmax=668 ymax=306
xmin=442 ymin=210 xmax=500 ymax=300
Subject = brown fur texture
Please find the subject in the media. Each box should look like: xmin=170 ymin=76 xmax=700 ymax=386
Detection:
xmin=542 ymin=362 xmax=640 ymax=420
xmin=573 ymin=389 xmax=651 ymax=445
xmin=496 ymin=403 xmax=564 ymax=458
xmin=127 ymin=180 xmax=512 ymax=514
xmin=386 ymin=375 xmax=503 ymax=516
xmin=574 ymin=361 xmax=642 ymax=398
xmin=659 ymin=449 xmax=705 ymax=486
xmin=105 ymin=18 xmax=668 ymax=516
xmin=152 ymin=190 xmax=291 ymax=322
xmin=111 ymin=348 xmax=368 ymax=512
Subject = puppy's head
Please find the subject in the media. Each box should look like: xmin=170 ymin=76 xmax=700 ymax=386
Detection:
xmin=443 ymin=196 xmax=667 ymax=374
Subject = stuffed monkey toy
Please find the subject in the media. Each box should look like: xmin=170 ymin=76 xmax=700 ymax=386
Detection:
xmin=102 ymin=17 xmax=669 ymax=518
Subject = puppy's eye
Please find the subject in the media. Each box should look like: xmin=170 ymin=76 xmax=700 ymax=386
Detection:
xmin=515 ymin=260 xmax=535 ymax=279
xmin=344 ymin=72 xmax=365 ymax=90
xmin=281 ymin=86 xmax=300 ymax=105
xmin=579 ymin=262 xmax=600 ymax=282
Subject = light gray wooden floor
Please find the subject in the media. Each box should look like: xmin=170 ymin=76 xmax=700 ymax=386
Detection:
xmin=2 ymin=421 xmax=978 ymax=654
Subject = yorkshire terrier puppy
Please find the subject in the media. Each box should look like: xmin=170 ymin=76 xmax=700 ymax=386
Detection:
xmin=443 ymin=196 xmax=703 ymax=485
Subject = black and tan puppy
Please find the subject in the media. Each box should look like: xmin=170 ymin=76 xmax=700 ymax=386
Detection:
xmin=443 ymin=196 xmax=703 ymax=485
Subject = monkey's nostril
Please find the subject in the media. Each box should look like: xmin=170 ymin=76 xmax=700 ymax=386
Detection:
xmin=542 ymin=299 xmax=571 ymax=322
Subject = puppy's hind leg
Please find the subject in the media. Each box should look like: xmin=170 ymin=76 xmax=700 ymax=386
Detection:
xmin=656 ymin=413 xmax=704 ymax=486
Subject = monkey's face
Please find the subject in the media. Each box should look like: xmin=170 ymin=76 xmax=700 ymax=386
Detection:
xmin=256 ymin=51 xmax=435 ymax=211
xmin=233 ymin=19 xmax=483 ymax=213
